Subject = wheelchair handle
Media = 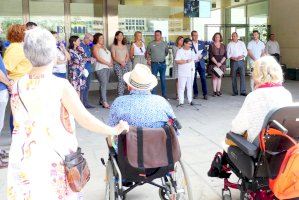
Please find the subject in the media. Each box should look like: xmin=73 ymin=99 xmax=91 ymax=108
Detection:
xmin=269 ymin=120 xmax=288 ymax=134
xmin=173 ymin=118 xmax=182 ymax=130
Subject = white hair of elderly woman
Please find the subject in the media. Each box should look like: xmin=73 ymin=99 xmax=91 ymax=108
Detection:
xmin=252 ymin=55 xmax=283 ymax=85
xmin=23 ymin=27 xmax=57 ymax=67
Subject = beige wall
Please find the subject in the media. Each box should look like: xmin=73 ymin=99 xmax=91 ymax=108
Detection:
xmin=269 ymin=0 xmax=299 ymax=68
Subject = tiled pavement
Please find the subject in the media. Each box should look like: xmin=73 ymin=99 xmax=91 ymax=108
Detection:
xmin=1 ymin=77 xmax=298 ymax=200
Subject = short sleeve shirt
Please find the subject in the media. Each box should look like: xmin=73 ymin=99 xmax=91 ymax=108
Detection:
xmin=247 ymin=40 xmax=265 ymax=65
xmin=175 ymin=48 xmax=196 ymax=77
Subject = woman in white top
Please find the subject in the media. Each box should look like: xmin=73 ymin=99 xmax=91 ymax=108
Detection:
xmin=175 ymin=38 xmax=197 ymax=105
xmin=92 ymin=33 xmax=113 ymax=109
xmin=7 ymin=27 xmax=129 ymax=200
xmin=172 ymin=36 xmax=184 ymax=99
xmin=130 ymin=31 xmax=147 ymax=68
xmin=51 ymin=31 xmax=70 ymax=78
xmin=230 ymin=56 xmax=292 ymax=143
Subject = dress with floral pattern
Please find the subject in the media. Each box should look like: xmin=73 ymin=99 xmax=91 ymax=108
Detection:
xmin=68 ymin=47 xmax=87 ymax=92
xmin=7 ymin=75 xmax=81 ymax=200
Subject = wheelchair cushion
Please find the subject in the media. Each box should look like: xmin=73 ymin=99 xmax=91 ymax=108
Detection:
xmin=227 ymin=146 xmax=255 ymax=179
xmin=226 ymin=132 xmax=259 ymax=158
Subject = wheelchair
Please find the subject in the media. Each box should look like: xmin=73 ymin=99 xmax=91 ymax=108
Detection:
xmin=102 ymin=123 xmax=193 ymax=200
xmin=208 ymin=105 xmax=299 ymax=200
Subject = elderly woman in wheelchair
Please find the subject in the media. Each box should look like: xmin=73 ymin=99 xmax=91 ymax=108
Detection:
xmin=208 ymin=56 xmax=299 ymax=200
xmin=103 ymin=64 xmax=192 ymax=200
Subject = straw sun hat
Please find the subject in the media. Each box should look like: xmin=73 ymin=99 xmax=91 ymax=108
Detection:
xmin=123 ymin=64 xmax=158 ymax=90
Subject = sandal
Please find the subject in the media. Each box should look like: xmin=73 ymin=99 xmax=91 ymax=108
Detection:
xmin=0 ymin=149 xmax=9 ymax=159
xmin=0 ymin=159 xmax=8 ymax=169
xmin=102 ymin=102 xmax=110 ymax=109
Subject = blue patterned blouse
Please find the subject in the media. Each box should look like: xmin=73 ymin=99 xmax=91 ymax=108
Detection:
xmin=108 ymin=90 xmax=176 ymax=128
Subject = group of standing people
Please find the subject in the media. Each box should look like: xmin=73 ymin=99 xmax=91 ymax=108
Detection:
xmin=171 ymin=29 xmax=281 ymax=105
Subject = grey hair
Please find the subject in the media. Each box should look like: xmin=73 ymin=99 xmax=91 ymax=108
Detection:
xmin=23 ymin=27 xmax=57 ymax=67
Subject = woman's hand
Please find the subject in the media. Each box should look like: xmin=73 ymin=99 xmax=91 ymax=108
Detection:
xmin=113 ymin=120 xmax=129 ymax=135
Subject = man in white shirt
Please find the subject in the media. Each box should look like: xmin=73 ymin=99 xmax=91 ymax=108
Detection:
xmin=265 ymin=33 xmax=280 ymax=63
xmin=175 ymin=38 xmax=197 ymax=105
xmin=248 ymin=30 xmax=265 ymax=91
xmin=227 ymin=32 xmax=248 ymax=96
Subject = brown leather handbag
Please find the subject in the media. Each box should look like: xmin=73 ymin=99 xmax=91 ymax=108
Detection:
xmin=60 ymin=104 xmax=90 ymax=192
xmin=125 ymin=125 xmax=181 ymax=169
xmin=63 ymin=147 xmax=90 ymax=192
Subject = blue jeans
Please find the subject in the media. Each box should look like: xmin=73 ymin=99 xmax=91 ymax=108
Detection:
xmin=151 ymin=62 xmax=167 ymax=97
xmin=193 ymin=62 xmax=207 ymax=96
xmin=81 ymin=74 xmax=91 ymax=105
xmin=53 ymin=72 xmax=66 ymax=79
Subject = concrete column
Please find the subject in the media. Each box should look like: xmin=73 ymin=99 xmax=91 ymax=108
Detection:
xmin=103 ymin=0 xmax=119 ymax=47
xmin=268 ymin=0 xmax=299 ymax=67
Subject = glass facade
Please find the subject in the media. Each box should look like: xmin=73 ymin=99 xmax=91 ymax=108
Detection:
xmin=0 ymin=0 xmax=269 ymax=77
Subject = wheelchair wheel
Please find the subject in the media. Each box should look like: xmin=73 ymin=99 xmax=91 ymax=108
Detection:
xmin=160 ymin=160 xmax=193 ymax=200
xmin=222 ymin=194 xmax=232 ymax=200
xmin=105 ymin=160 xmax=122 ymax=200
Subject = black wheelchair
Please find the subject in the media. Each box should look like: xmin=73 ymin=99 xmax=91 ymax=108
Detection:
xmin=102 ymin=123 xmax=193 ymax=200
xmin=208 ymin=105 xmax=299 ymax=200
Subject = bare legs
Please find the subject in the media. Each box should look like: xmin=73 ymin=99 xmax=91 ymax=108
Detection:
xmin=212 ymin=74 xmax=222 ymax=96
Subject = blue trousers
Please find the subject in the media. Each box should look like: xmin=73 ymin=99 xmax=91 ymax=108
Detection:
xmin=151 ymin=62 xmax=167 ymax=97
xmin=53 ymin=72 xmax=66 ymax=79
xmin=193 ymin=62 xmax=207 ymax=96
xmin=81 ymin=74 xmax=91 ymax=106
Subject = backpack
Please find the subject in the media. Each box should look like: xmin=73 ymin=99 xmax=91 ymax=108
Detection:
xmin=260 ymin=128 xmax=299 ymax=199
xmin=269 ymin=144 xmax=299 ymax=199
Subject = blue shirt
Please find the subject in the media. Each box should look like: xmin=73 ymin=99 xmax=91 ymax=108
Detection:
xmin=0 ymin=55 xmax=7 ymax=91
xmin=108 ymin=90 xmax=176 ymax=128
xmin=80 ymin=42 xmax=93 ymax=73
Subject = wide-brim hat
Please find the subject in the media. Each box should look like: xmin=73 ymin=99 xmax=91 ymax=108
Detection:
xmin=123 ymin=64 xmax=158 ymax=90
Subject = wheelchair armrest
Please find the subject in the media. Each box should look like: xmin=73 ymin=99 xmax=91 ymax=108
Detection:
xmin=226 ymin=132 xmax=258 ymax=158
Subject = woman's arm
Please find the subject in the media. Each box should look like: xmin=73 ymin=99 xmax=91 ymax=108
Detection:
xmin=0 ymin=70 xmax=10 ymax=86
xmin=92 ymin=46 xmax=110 ymax=66
xmin=61 ymin=79 xmax=128 ymax=135
xmin=129 ymin=44 xmax=134 ymax=60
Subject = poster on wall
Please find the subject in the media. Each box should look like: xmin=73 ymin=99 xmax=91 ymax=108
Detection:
xmin=184 ymin=0 xmax=199 ymax=17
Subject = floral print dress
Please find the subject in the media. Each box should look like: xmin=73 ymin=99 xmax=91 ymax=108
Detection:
xmin=7 ymin=75 xmax=81 ymax=200
xmin=68 ymin=47 xmax=88 ymax=92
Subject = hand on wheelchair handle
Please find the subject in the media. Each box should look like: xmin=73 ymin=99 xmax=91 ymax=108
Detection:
xmin=114 ymin=120 xmax=130 ymax=135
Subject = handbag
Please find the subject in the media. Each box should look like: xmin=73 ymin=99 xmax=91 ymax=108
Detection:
xmin=212 ymin=66 xmax=224 ymax=78
xmin=17 ymin=81 xmax=90 ymax=192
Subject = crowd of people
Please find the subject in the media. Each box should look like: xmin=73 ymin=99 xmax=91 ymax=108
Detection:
xmin=0 ymin=20 xmax=287 ymax=199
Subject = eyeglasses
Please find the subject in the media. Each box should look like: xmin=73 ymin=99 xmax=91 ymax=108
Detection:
xmin=139 ymin=47 xmax=143 ymax=53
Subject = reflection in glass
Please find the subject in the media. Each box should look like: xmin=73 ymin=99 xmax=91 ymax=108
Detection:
xmin=29 ymin=1 xmax=65 ymax=39
xmin=70 ymin=1 xmax=103 ymax=38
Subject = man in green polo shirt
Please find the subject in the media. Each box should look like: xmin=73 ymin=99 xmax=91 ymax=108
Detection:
xmin=147 ymin=30 xmax=169 ymax=99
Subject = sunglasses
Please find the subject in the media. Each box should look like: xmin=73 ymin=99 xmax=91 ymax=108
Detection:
xmin=140 ymin=47 xmax=143 ymax=53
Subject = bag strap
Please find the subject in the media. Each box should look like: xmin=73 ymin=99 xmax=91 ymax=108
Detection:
xmin=17 ymin=81 xmax=29 ymax=113
xmin=137 ymin=127 xmax=144 ymax=169
xmin=163 ymin=125 xmax=174 ymax=168
xmin=260 ymin=127 xmax=297 ymax=151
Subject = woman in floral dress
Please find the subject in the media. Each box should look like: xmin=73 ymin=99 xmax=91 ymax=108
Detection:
xmin=7 ymin=28 xmax=129 ymax=200
xmin=68 ymin=36 xmax=88 ymax=96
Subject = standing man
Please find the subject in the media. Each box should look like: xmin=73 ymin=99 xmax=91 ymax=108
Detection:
xmin=265 ymin=33 xmax=280 ymax=63
xmin=80 ymin=33 xmax=95 ymax=108
xmin=247 ymin=30 xmax=265 ymax=91
xmin=227 ymin=32 xmax=248 ymax=96
xmin=191 ymin=30 xmax=209 ymax=100
xmin=147 ymin=30 xmax=169 ymax=99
